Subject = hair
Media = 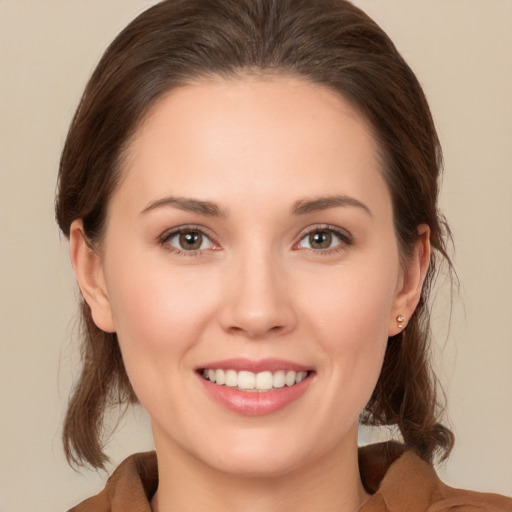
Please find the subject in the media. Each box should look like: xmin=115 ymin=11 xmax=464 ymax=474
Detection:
xmin=56 ymin=0 xmax=454 ymax=470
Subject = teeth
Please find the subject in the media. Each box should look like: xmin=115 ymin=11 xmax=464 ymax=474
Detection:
xmin=285 ymin=370 xmax=296 ymax=386
xmin=225 ymin=369 xmax=237 ymax=387
xmin=238 ymin=371 xmax=255 ymax=390
xmin=202 ymin=368 xmax=309 ymax=391
xmin=215 ymin=369 xmax=225 ymax=385
xmin=273 ymin=370 xmax=286 ymax=388
xmin=255 ymin=371 xmax=273 ymax=390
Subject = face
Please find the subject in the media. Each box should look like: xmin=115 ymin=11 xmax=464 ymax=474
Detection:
xmin=73 ymin=76 xmax=425 ymax=477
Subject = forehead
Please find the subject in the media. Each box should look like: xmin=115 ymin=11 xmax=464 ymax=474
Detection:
xmin=116 ymin=75 xmax=389 ymax=216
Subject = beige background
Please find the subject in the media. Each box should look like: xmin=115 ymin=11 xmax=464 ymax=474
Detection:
xmin=1 ymin=1 xmax=511 ymax=510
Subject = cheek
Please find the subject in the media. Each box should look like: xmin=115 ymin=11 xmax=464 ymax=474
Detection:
xmin=301 ymin=257 xmax=398 ymax=402
xmin=102 ymin=252 xmax=220 ymax=396
xmin=106 ymin=251 xmax=215 ymax=341
xmin=305 ymin=262 xmax=397 ymax=349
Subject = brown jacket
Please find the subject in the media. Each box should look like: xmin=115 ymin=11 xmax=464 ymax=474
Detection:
xmin=69 ymin=443 xmax=512 ymax=511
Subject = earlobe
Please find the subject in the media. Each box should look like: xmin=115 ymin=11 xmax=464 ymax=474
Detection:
xmin=388 ymin=224 xmax=431 ymax=336
xmin=69 ymin=220 xmax=116 ymax=333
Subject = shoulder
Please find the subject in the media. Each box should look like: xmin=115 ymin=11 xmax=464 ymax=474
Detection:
xmin=359 ymin=443 xmax=512 ymax=512
xmin=68 ymin=451 xmax=157 ymax=512
xmin=425 ymin=491 xmax=512 ymax=512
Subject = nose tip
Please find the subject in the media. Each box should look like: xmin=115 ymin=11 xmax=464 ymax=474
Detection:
xmin=219 ymin=259 xmax=297 ymax=340
xmin=226 ymin=312 xmax=290 ymax=339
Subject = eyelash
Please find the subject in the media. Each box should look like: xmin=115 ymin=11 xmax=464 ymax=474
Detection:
xmin=158 ymin=224 xmax=352 ymax=257
xmin=294 ymin=225 xmax=353 ymax=255
xmin=158 ymin=225 xmax=219 ymax=257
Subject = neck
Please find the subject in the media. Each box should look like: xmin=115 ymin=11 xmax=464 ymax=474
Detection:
xmin=151 ymin=427 xmax=368 ymax=512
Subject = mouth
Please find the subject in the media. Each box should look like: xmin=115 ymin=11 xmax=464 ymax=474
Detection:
xmin=198 ymin=368 xmax=313 ymax=392
xmin=196 ymin=358 xmax=315 ymax=415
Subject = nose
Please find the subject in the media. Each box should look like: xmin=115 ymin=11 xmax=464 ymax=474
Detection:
xmin=219 ymin=249 xmax=297 ymax=340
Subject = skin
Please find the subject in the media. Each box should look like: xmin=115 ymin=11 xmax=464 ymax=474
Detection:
xmin=70 ymin=76 xmax=430 ymax=512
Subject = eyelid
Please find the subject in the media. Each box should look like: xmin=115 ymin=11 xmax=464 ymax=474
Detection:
xmin=158 ymin=224 xmax=220 ymax=255
xmin=294 ymin=224 xmax=353 ymax=252
xmin=157 ymin=223 xmax=352 ymax=256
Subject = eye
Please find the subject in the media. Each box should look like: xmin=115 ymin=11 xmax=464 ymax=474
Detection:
xmin=296 ymin=227 xmax=351 ymax=252
xmin=160 ymin=227 xmax=217 ymax=254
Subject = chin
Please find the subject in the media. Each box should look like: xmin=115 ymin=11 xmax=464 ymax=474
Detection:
xmin=204 ymin=445 xmax=308 ymax=478
xmin=190 ymin=422 xmax=344 ymax=479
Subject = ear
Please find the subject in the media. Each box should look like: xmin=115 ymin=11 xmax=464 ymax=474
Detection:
xmin=388 ymin=224 xmax=431 ymax=336
xmin=69 ymin=220 xmax=116 ymax=333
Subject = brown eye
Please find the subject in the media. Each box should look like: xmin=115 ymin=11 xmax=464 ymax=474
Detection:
xmin=309 ymin=231 xmax=332 ymax=249
xmin=163 ymin=228 xmax=216 ymax=253
xmin=297 ymin=227 xmax=350 ymax=252
xmin=179 ymin=231 xmax=203 ymax=250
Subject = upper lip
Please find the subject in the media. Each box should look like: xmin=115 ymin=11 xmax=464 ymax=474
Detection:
xmin=197 ymin=358 xmax=313 ymax=374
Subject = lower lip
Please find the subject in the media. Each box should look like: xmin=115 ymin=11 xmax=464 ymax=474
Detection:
xmin=198 ymin=374 xmax=313 ymax=416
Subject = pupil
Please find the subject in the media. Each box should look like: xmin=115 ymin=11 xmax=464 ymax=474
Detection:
xmin=180 ymin=232 xmax=202 ymax=250
xmin=310 ymin=231 xmax=331 ymax=249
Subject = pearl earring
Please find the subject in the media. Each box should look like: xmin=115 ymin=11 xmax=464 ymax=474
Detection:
xmin=397 ymin=315 xmax=406 ymax=329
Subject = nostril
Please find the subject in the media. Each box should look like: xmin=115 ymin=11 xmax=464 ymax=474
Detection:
xmin=219 ymin=285 xmax=298 ymax=338
xmin=227 ymin=323 xmax=287 ymax=339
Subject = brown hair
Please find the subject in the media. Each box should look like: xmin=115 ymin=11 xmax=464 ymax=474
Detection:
xmin=56 ymin=0 xmax=454 ymax=469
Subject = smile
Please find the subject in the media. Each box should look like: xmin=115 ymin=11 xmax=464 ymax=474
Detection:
xmin=201 ymin=369 xmax=309 ymax=392
xmin=197 ymin=359 xmax=315 ymax=415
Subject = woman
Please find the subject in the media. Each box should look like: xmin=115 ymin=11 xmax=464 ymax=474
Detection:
xmin=55 ymin=0 xmax=512 ymax=510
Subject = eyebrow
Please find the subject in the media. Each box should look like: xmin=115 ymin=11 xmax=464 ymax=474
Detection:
xmin=140 ymin=194 xmax=372 ymax=218
xmin=292 ymin=195 xmax=372 ymax=217
xmin=140 ymin=196 xmax=226 ymax=217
